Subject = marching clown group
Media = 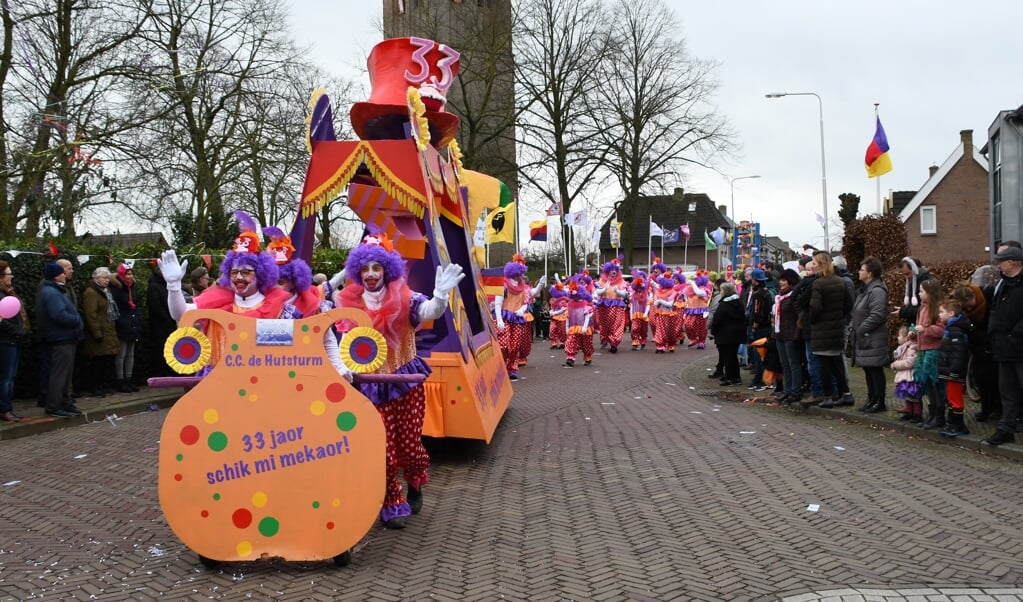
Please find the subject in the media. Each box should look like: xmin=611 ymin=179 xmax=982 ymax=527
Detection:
xmin=492 ymin=254 xmax=716 ymax=370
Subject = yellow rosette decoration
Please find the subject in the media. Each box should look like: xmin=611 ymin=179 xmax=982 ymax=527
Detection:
xmin=339 ymin=326 xmax=388 ymax=373
xmin=164 ymin=327 xmax=212 ymax=374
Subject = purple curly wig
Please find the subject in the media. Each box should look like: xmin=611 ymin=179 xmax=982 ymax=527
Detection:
xmin=602 ymin=260 xmax=622 ymax=275
xmin=279 ymin=258 xmax=313 ymax=292
xmin=549 ymin=284 xmax=568 ymax=298
xmin=344 ymin=242 xmax=407 ymax=287
xmin=651 ymin=260 xmax=667 ymax=274
xmin=672 ymin=272 xmax=687 ymax=284
xmin=568 ymin=281 xmax=593 ymax=302
xmin=216 ymin=251 xmax=280 ymax=294
xmin=694 ymin=274 xmax=710 ymax=288
xmin=504 ymin=260 xmax=527 ymax=279
xmin=656 ymin=276 xmax=674 ymax=290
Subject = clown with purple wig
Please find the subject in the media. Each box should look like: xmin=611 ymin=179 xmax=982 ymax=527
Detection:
xmin=547 ymin=279 xmax=569 ymax=350
xmin=263 ymin=226 xmax=324 ymax=318
xmin=493 ymin=254 xmax=546 ymax=380
xmin=651 ymin=274 xmax=680 ymax=353
xmin=682 ymin=270 xmax=714 ymax=349
xmin=336 ymin=232 xmax=465 ymax=529
xmin=629 ymin=271 xmax=650 ymax=350
xmin=562 ymin=277 xmax=595 ymax=367
xmin=592 ymin=257 xmax=629 ymax=353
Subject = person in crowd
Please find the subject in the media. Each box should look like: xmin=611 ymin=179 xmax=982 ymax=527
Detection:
xmin=983 ymin=242 xmax=1023 ymax=446
xmin=952 ymin=283 xmax=999 ymax=422
xmin=832 ymin=256 xmax=856 ymax=386
xmin=898 ymin=257 xmax=936 ymax=325
xmin=0 ymin=260 xmax=29 ymax=422
xmin=110 ymin=264 xmax=142 ymax=392
xmin=494 ymin=255 xmax=545 ymax=380
xmin=710 ymin=282 xmax=745 ymax=386
xmin=336 ymin=232 xmax=464 ymax=529
xmin=891 ymin=325 xmax=922 ymax=422
xmin=183 ymin=266 xmax=210 ymax=302
xmin=745 ymin=268 xmax=773 ymax=391
xmin=36 ymin=262 xmax=84 ymax=418
xmin=913 ymin=279 xmax=946 ymax=429
xmin=81 ymin=267 xmax=120 ymax=397
xmin=937 ymin=298 xmax=973 ymax=437
xmin=650 ymin=273 xmax=679 ymax=354
xmin=707 ymin=277 xmax=727 ymax=378
xmin=532 ymin=286 xmax=551 ymax=342
xmin=592 ymin=259 xmax=629 ymax=353
xmin=36 ymin=259 xmax=77 ymax=408
xmin=562 ymin=277 xmax=595 ymax=367
xmin=147 ymin=263 xmax=178 ymax=378
xmin=850 ymin=256 xmax=890 ymax=413
xmin=628 ymin=275 xmax=650 ymax=350
xmin=804 ymin=252 xmax=853 ymax=408
xmin=772 ymin=269 xmax=802 ymax=403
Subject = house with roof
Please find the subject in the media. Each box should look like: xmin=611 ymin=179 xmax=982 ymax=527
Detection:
xmin=595 ymin=188 xmax=732 ymax=271
xmin=985 ymin=105 xmax=1023 ymax=250
xmin=897 ymin=130 xmax=989 ymax=265
xmin=77 ymin=232 xmax=171 ymax=249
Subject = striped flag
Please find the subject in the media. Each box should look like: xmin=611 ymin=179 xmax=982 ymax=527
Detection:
xmin=865 ymin=115 xmax=893 ymax=178
xmin=529 ymin=219 xmax=548 ymax=242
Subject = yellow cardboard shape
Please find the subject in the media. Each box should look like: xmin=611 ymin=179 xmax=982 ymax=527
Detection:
xmin=158 ymin=307 xmax=385 ymax=562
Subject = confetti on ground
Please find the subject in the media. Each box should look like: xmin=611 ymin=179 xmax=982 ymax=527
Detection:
xmin=4 ymin=481 xmax=21 ymax=486
xmin=634 ymin=396 xmax=643 ymax=399
xmin=689 ymin=386 xmax=695 ymax=390
xmin=665 ymin=382 xmax=676 ymax=386
xmin=739 ymin=431 xmax=756 ymax=435
xmin=690 ymin=411 xmax=702 ymax=414
xmin=601 ymin=402 xmax=615 ymax=405
xmin=73 ymin=454 xmax=87 ymax=459
xmin=807 ymin=504 xmax=820 ymax=512
xmin=833 ymin=446 xmax=845 ymax=451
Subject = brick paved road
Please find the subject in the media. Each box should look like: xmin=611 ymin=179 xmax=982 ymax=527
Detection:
xmin=2 ymin=344 xmax=1023 ymax=601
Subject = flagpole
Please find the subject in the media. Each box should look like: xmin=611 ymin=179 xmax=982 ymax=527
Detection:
xmin=684 ymin=235 xmax=688 ymax=267
xmin=875 ymin=103 xmax=881 ymax=214
xmin=485 ymin=209 xmax=490 ymax=268
xmin=704 ymin=231 xmax=708 ymax=270
xmin=648 ymin=216 xmax=653 ymax=271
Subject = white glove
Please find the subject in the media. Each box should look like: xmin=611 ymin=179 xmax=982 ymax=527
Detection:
xmin=515 ymin=306 xmax=528 ymax=318
xmin=494 ymin=295 xmax=505 ymax=330
xmin=616 ymin=288 xmax=628 ymax=298
xmin=554 ymin=272 xmax=561 ymax=284
xmin=537 ymin=275 xmax=547 ymax=287
xmin=550 ymin=307 xmax=567 ymax=316
xmin=328 ymin=268 xmax=346 ymax=290
xmin=582 ymin=315 xmax=591 ymax=331
xmin=593 ymin=286 xmax=607 ymax=295
xmin=159 ymin=250 xmax=188 ymax=292
xmin=325 ymin=330 xmax=354 ymax=383
xmin=695 ymin=288 xmax=708 ymax=299
xmin=433 ymin=263 xmax=465 ymax=299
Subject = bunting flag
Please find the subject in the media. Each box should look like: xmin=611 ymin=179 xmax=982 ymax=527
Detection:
xmin=649 ymin=221 xmax=664 ymax=237
xmin=711 ymin=227 xmax=726 ymax=245
xmin=679 ymin=224 xmax=690 ymax=242
xmin=545 ymin=201 xmax=563 ymax=216
xmin=663 ymin=229 xmax=680 ymax=244
xmin=485 ymin=202 xmax=516 ymax=244
xmin=48 ymin=240 xmax=59 ymax=256
xmin=528 ymin=219 xmax=548 ymax=242
xmin=704 ymin=230 xmax=717 ymax=251
xmin=609 ymin=220 xmax=621 ymax=247
xmin=864 ymin=115 xmax=893 ymax=178
xmin=816 ymin=213 xmax=826 ymax=227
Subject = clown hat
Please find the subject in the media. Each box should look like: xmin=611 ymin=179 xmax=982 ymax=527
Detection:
xmin=350 ymin=37 xmax=461 ymax=147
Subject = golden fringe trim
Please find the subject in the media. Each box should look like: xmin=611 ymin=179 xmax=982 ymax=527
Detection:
xmin=568 ymin=326 xmax=593 ymax=335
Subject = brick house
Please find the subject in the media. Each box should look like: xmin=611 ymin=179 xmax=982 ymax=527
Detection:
xmin=897 ymin=130 xmax=990 ymax=264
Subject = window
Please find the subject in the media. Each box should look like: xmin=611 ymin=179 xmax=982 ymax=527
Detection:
xmin=688 ymin=202 xmax=696 ymax=212
xmin=920 ymin=205 xmax=936 ymax=235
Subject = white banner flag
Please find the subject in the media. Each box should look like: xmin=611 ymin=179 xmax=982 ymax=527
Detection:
xmin=650 ymin=221 xmax=664 ymax=237
xmin=609 ymin=221 xmax=621 ymax=247
xmin=473 ymin=213 xmax=487 ymax=246
xmin=565 ymin=210 xmax=587 ymax=227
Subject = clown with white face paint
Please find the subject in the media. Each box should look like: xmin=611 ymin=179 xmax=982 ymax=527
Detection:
xmin=493 ymin=254 xmax=545 ymax=381
xmin=593 ymin=257 xmax=628 ymax=353
xmin=336 ymin=232 xmax=464 ymax=530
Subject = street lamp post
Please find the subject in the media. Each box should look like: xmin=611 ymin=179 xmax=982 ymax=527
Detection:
xmin=729 ymin=174 xmax=761 ymax=226
xmin=765 ymin=92 xmax=829 ymax=251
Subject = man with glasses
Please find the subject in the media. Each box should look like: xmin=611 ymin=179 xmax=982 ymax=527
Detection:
xmin=983 ymin=241 xmax=1023 ymax=446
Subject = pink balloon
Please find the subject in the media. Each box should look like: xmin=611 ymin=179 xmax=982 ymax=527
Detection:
xmin=0 ymin=295 xmax=20 ymax=319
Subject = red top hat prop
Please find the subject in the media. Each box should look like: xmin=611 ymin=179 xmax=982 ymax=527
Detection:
xmin=350 ymin=37 xmax=461 ymax=147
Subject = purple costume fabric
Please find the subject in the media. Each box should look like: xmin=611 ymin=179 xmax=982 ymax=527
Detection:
xmin=353 ymin=292 xmax=432 ymax=406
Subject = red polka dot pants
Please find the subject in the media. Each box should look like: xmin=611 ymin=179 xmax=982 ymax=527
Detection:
xmin=377 ymin=386 xmax=430 ymax=509
xmin=596 ymin=306 xmax=626 ymax=348
xmin=498 ymin=322 xmax=531 ymax=373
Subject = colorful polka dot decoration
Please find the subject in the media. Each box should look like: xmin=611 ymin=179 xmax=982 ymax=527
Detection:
xmin=164 ymin=327 xmax=212 ymax=374
xmin=338 ymin=326 xmax=387 ymax=373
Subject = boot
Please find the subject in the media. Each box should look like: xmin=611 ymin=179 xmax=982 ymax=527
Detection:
xmin=863 ymin=398 xmax=887 ymax=414
xmin=921 ymin=401 xmax=945 ymax=430
xmin=940 ymin=412 xmax=969 ymax=437
xmin=116 ymin=379 xmax=132 ymax=393
xmin=407 ymin=485 xmax=423 ymax=515
xmin=127 ymin=379 xmax=140 ymax=392
xmin=859 ymin=398 xmax=879 ymax=413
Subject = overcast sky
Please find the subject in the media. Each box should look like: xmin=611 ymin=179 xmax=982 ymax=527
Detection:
xmin=286 ymin=0 xmax=1023 ymax=253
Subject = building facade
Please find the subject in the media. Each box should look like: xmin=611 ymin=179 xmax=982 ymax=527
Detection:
xmin=987 ymin=106 xmax=1023 ymax=250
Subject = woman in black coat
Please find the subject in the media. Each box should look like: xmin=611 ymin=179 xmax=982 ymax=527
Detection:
xmin=710 ymin=282 xmax=747 ymax=386
xmin=806 ymin=252 xmax=854 ymax=407
xmin=110 ymin=264 xmax=142 ymax=392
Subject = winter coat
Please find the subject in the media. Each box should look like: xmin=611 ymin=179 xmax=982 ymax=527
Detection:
xmin=772 ymin=289 xmax=801 ymax=342
xmin=710 ymin=296 xmax=747 ymax=346
xmin=891 ymin=341 xmax=918 ymax=384
xmin=0 ymin=289 xmax=28 ymax=343
xmin=82 ymin=282 xmax=120 ymax=357
xmin=746 ymin=285 xmax=773 ymax=337
xmin=110 ymin=277 xmax=142 ymax=342
xmin=793 ymin=275 xmax=816 ymax=339
xmin=147 ymin=271 xmax=177 ymax=342
xmin=850 ymin=278 xmax=890 ymax=368
xmin=36 ymin=280 xmax=83 ymax=344
xmin=938 ymin=313 xmax=973 ymax=382
xmin=809 ymin=274 xmax=853 ymax=354
xmin=989 ymin=271 xmax=1023 ymax=361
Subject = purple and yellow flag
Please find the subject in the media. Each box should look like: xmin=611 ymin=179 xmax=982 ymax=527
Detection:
xmin=865 ymin=116 xmax=893 ymax=178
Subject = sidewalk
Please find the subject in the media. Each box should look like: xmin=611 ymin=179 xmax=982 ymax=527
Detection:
xmin=0 ymin=385 xmax=184 ymax=441
xmin=686 ymin=359 xmax=1023 ymax=463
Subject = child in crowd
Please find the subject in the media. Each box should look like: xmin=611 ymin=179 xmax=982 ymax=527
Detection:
xmin=911 ymin=279 xmax=946 ymax=430
xmin=891 ymin=325 xmax=922 ymax=422
xmin=937 ymin=298 xmax=973 ymax=436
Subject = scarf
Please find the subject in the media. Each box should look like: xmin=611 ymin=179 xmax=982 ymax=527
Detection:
xmin=102 ymin=285 xmax=120 ymax=321
xmin=120 ymin=277 xmax=136 ymax=309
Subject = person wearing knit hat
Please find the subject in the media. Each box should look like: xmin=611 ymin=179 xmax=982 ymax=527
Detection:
xmin=897 ymin=256 xmax=936 ymax=324
xmin=562 ymin=277 xmax=595 ymax=367
xmin=592 ymin=257 xmax=628 ymax=353
xmin=110 ymin=263 xmax=142 ymax=392
xmin=336 ymin=231 xmax=465 ymax=528
xmin=682 ymin=271 xmax=714 ymax=350
xmin=628 ymin=274 xmax=650 ymax=350
xmin=36 ymin=261 xmax=85 ymax=418
xmin=547 ymin=281 xmax=569 ymax=350
xmin=493 ymin=254 xmax=546 ymax=380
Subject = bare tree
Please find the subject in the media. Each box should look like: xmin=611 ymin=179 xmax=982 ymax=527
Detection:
xmin=596 ymin=0 xmax=734 ymax=267
xmin=514 ymin=0 xmax=611 ymax=233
